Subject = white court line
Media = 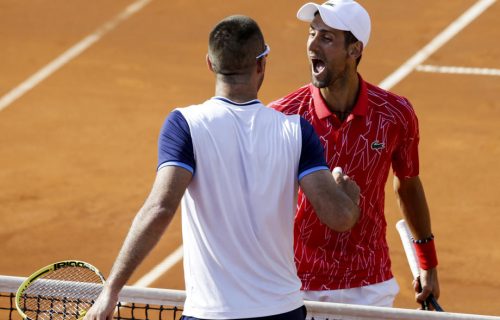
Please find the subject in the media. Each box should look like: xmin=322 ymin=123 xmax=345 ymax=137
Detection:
xmin=417 ymin=64 xmax=500 ymax=76
xmin=378 ymin=0 xmax=497 ymax=90
xmin=132 ymin=245 xmax=184 ymax=287
xmin=129 ymin=0 xmax=499 ymax=289
xmin=0 ymin=0 xmax=153 ymax=112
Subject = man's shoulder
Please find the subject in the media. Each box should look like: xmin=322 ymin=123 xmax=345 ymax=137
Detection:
xmin=176 ymin=100 xmax=210 ymax=113
xmin=177 ymin=99 xmax=302 ymax=128
xmin=268 ymin=84 xmax=312 ymax=114
xmin=175 ymin=99 xmax=225 ymax=121
xmin=365 ymin=81 xmax=416 ymax=116
xmin=365 ymin=81 xmax=412 ymax=107
xmin=263 ymin=106 xmax=303 ymax=128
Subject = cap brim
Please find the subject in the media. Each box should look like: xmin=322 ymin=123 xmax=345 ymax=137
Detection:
xmin=297 ymin=2 xmax=350 ymax=31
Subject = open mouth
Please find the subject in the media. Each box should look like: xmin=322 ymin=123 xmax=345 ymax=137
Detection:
xmin=311 ymin=58 xmax=326 ymax=75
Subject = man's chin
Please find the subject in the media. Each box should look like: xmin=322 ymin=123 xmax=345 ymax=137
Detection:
xmin=311 ymin=77 xmax=328 ymax=88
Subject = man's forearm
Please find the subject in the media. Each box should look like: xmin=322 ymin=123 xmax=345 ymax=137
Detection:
xmin=83 ymin=167 xmax=191 ymax=320
xmin=394 ymin=175 xmax=432 ymax=239
xmin=105 ymin=204 xmax=176 ymax=293
xmin=394 ymin=175 xmax=440 ymax=302
xmin=104 ymin=167 xmax=192 ymax=294
xmin=300 ymin=170 xmax=360 ymax=232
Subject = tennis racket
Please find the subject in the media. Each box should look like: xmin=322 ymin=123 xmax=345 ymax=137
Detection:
xmin=395 ymin=220 xmax=444 ymax=312
xmin=16 ymin=260 xmax=105 ymax=320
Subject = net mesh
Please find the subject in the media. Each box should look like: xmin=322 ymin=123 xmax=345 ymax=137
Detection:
xmin=1 ymin=290 xmax=182 ymax=320
xmin=16 ymin=295 xmax=179 ymax=320
xmin=2 ymin=275 xmax=500 ymax=320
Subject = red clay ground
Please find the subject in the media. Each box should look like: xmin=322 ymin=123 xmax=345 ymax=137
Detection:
xmin=1 ymin=0 xmax=499 ymax=316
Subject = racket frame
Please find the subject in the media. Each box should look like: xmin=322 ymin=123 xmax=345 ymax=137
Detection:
xmin=15 ymin=260 xmax=105 ymax=320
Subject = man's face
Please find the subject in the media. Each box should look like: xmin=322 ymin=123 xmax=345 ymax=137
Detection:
xmin=307 ymin=14 xmax=351 ymax=88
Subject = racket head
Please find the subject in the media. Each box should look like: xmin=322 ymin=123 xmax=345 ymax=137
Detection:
xmin=15 ymin=260 xmax=105 ymax=320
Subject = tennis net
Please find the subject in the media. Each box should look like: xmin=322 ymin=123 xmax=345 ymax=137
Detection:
xmin=2 ymin=275 xmax=499 ymax=320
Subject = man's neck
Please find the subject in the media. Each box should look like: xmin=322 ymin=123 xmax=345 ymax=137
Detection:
xmin=215 ymin=78 xmax=258 ymax=103
xmin=320 ymin=73 xmax=360 ymax=113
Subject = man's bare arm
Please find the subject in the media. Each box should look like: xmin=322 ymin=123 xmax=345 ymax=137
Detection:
xmin=394 ymin=175 xmax=432 ymax=239
xmin=300 ymin=170 xmax=360 ymax=232
xmin=84 ymin=166 xmax=192 ymax=320
xmin=394 ymin=175 xmax=440 ymax=305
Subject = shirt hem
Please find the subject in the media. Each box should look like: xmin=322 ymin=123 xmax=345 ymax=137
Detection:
xmin=183 ymin=298 xmax=304 ymax=319
xmin=299 ymin=272 xmax=394 ymax=290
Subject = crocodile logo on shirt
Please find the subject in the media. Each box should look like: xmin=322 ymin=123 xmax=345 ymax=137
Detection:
xmin=371 ymin=140 xmax=385 ymax=150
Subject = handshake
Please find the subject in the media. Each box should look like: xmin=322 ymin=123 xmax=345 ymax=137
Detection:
xmin=332 ymin=166 xmax=361 ymax=207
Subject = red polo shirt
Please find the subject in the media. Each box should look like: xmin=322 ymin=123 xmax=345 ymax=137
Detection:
xmin=269 ymin=75 xmax=420 ymax=290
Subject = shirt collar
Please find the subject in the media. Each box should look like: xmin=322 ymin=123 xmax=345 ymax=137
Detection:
xmin=212 ymin=96 xmax=261 ymax=106
xmin=312 ymin=74 xmax=369 ymax=120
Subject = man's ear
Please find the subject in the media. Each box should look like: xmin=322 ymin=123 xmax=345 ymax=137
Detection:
xmin=206 ymin=54 xmax=215 ymax=72
xmin=348 ymin=41 xmax=363 ymax=60
xmin=256 ymin=56 xmax=266 ymax=74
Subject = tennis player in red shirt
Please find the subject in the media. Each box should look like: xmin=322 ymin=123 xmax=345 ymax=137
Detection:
xmin=269 ymin=0 xmax=440 ymax=308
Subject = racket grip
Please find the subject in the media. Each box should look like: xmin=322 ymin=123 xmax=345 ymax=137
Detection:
xmin=418 ymin=278 xmax=444 ymax=312
xmin=428 ymin=294 xmax=444 ymax=312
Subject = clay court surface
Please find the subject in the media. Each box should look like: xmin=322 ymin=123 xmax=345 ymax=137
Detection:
xmin=1 ymin=0 xmax=499 ymax=316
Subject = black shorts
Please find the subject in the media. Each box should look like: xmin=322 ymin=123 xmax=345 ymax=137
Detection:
xmin=180 ymin=305 xmax=307 ymax=320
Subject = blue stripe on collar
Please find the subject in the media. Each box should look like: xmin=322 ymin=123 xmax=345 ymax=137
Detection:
xmin=212 ymin=96 xmax=261 ymax=106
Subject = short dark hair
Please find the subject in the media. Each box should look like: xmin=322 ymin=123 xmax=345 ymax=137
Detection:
xmin=208 ymin=15 xmax=265 ymax=75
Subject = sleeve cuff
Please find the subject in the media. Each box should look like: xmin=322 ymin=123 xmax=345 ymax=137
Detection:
xmin=158 ymin=161 xmax=194 ymax=174
xmin=298 ymin=166 xmax=330 ymax=181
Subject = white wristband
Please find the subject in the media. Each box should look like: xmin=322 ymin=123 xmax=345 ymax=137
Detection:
xmin=332 ymin=167 xmax=343 ymax=175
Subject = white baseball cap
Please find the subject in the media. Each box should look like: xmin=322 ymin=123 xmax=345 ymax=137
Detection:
xmin=297 ymin=0 xmax=371 ymax=48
